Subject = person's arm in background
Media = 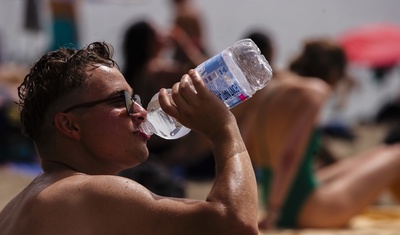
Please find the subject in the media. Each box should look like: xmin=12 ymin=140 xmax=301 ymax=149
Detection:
xmin=169 ymin=26 xmax=208 ymax=67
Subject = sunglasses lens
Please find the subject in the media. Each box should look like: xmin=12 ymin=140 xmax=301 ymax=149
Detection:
xmin=133 ymin=94 xmax=142 ymax=107
xmin=124 ymin=92 xmax=142 ymax=115
xmin=124 ymin=91 xmax=133 ymax=115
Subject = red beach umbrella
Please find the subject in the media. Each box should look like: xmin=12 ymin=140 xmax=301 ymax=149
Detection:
xmin=338 ymin=23 xmax=400 ymax=68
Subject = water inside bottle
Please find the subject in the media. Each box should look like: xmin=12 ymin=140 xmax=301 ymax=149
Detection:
xmin=144 ymin=93 xmax=191 ymax=140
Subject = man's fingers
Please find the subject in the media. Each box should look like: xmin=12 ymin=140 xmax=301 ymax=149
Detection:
xmin=158 ymin=88 xmax=180 ymax=119
xmin=187 ymin=69 xmax=207 ymax=94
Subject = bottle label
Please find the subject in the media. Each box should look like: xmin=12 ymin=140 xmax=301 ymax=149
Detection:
xmin=196 ymin=52 xmax=249 ymax=108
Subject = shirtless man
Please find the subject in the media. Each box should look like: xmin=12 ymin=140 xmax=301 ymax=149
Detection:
xmin=0 ymin=42 xmax=258 ymax=235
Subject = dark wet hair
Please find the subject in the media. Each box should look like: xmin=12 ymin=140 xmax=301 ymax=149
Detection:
xmin=289 ymin=38 xmax=347 ymax=85
xmin=17 ymin=41 xmax=118 ymax=142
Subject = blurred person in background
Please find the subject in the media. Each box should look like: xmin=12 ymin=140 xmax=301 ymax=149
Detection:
xmin=120 ymin=19 xmax=216 ymax=185
xmin=122 ymin=20 xmax=186 ymax=106
xmin=0 ymin=64 xmax=37 ymax=166
xmin=168 ymin=0 xmax=218 ymax=180
xmin=120 ymin=20 xmax=187 ymax=197
xmin=232 ymin=33 xmax=400 ymax=230
xmin=169 ymin=0 xmax=209 ymax=71
xmin=49 ymin=0 xmax=80 ymax=50
xmin=0 ymin=1 xmax=40 ymax=167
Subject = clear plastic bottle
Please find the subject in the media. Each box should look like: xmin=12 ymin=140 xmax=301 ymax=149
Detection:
xmin=139 ymin=89 xmax=192 ymax=140
xmin=140 ymin=38 xmax=273 ymax=140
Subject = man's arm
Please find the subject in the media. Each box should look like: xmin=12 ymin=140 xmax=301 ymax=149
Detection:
xmin=158 ymin=69 xmax=258 ymax=234
xmin=72 ymin=69 xmax=257 ymax=235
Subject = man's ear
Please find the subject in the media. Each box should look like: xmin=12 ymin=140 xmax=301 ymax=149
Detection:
xmin=54 ymin=113 xmax=81 ymax=140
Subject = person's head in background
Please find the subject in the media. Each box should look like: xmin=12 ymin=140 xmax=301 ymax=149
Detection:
xmin=289 ymin=38 xmax=348 ymax=89
xmin=243 ymin=30 xmax=275 ymax=67
xmin=122 ymin=20 xmax=165 ymax=88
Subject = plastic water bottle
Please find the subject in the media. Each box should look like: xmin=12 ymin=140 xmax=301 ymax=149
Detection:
xmin=140 ymin=38 xmax=273 ymax=140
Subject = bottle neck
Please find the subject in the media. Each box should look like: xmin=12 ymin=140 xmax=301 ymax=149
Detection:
xmin=139 ymin=120 xmax=155 ymax=136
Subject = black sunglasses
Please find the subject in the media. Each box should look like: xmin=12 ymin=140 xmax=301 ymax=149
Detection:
xmin=62 ymin=90 xmax=142 ymax=115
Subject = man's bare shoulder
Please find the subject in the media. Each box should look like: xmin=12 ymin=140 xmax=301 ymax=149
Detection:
xmin=0 ymin=173 xmax=156 ymax=234
xmin=42 ymin=173 xmax=156 ymax=208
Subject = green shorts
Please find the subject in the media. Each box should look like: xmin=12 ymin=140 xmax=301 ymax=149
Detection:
xmin=259 ymin=131 xmax=319 ymax=228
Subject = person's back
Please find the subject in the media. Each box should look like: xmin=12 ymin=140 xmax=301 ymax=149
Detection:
xmin=233 ymin=71 xmax=330 ymax=165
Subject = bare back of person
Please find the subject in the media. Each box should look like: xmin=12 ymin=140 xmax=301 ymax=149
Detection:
xmin=233 ymin=71 xmax=330 ymax=166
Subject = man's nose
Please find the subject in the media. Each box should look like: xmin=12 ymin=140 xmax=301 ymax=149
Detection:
xmin=131 ymin=102 xmax=147 ymax=122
